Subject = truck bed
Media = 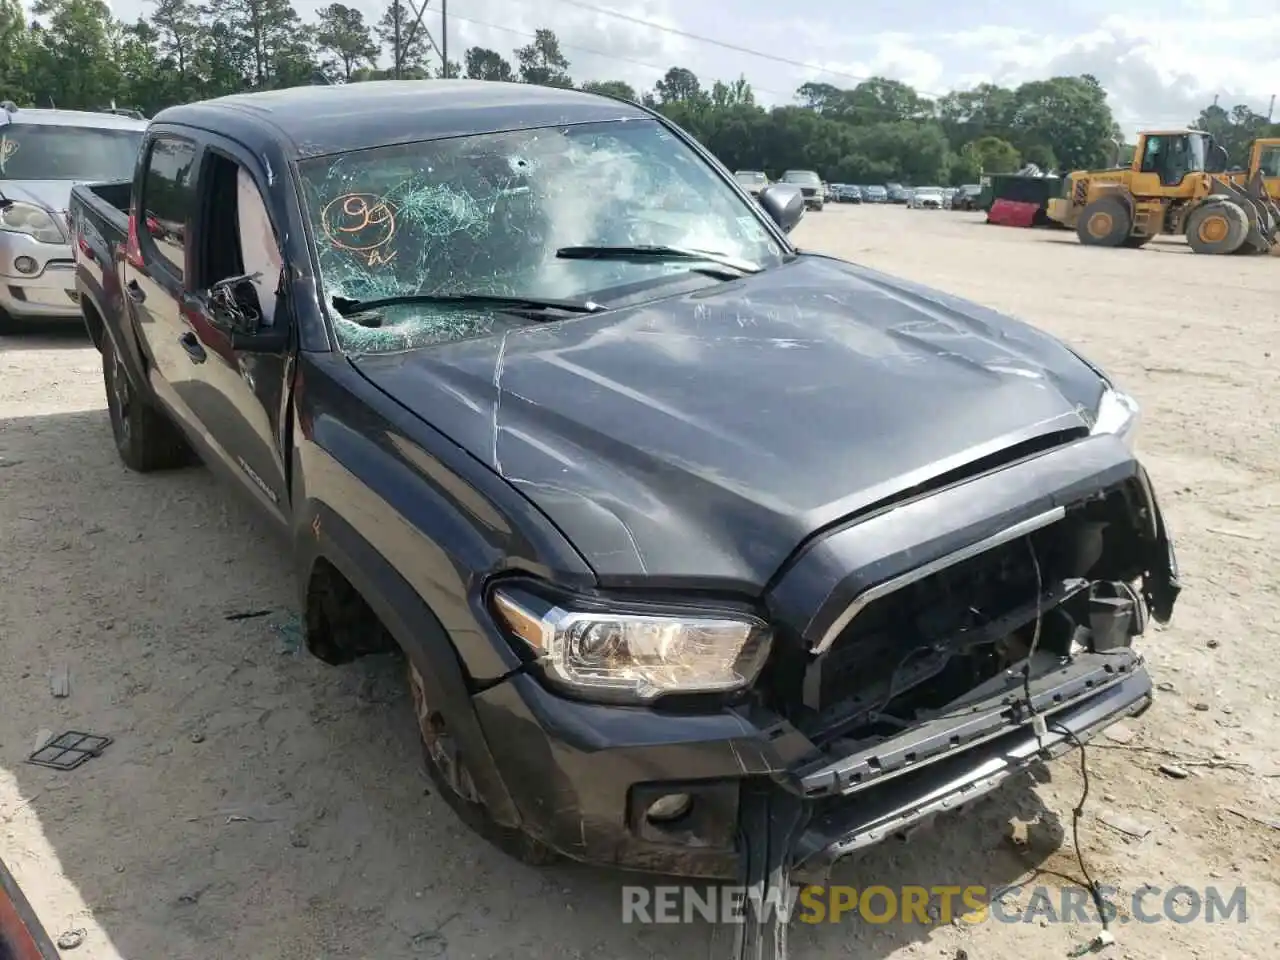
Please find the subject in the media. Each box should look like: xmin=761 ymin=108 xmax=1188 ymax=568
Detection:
xmin=70 ymin=180 xmax=131 ymax=236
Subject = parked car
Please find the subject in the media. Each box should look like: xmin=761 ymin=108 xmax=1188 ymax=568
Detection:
xmin=952 ymin=183 xmax=983 ymax=211
xmin=0 ymin=103 xmax=147 ymax=334
xmin=822 ymin=181 xmax=834 ymax=202
xmin=886 ymin=183 xmax=911 ymax=203
xmin=69 ymin=81 xmax=1179 ymax=948
xmin=781 ymin=168 xmax=824 ymax=210
xmin=908 ymin=186 xmax=945 ymax=209
xmin=861 ymin=184 xmax=888 ymax=203
xmin=733 ymin=169 xmax=769 ymax=197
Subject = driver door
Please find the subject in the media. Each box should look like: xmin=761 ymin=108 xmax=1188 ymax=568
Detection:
xmin=179 ymin=140 xmax=293 ymax=526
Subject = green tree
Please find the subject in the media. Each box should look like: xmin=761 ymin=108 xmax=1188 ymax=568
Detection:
xmin=27 ymin=0 xmax=122 ymax=109
xmin=655 ymin=66 xmax=704 ymax=106
xmin=1007 ymin=75 xmax=1114 ymax=171
xmin=315 ymin=3 xmax=376 ymax=80
xmin=376 ymin=0 xmax=429 ymax=78
xmin=0 ymin=0 xmax=34 ymax=102
xmin=515 ymin=28 xmax=571 ymax=88
xmin=464 ymin=46 xmax=513 ymax=82
xmin=964 ymin=136 xmax=1020 ymax=173
xmin=1195 ymin=101 xmax=1271 ymax=169
xmin=580 ymin=79 xmax=636 ymax=101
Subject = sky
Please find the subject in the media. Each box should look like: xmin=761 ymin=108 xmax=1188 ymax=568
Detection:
xmin=101 ymin=0 xmax=1280 ymax=135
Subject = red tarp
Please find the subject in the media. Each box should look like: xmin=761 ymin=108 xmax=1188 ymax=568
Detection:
xmin=987 ymin=198 xmax=1040 ymax=228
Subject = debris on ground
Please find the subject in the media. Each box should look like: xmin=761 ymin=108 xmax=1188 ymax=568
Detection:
xmin=56 ymin=928 xmax=86 ymax=950
xmin=1102 ymin=722 xmax=1135 ymax=745
xmin=1068 ymin=929 xmax=1116 ymax=957
xmin=225 ymin=609 xmax=273 ymax=621
xmin=1221 ymin=806 xmax=1280 ymax=830
xmin=1159 ymin=763 xmax=1191 ymax=779
xmin=26 ymin=732 xmax=112 ymax=771
xmin=49 ymin=663 xmax=71 ymax=698
xmin=1096 ymin=811 xmax=1155 ymax=840
xmin=269 ymin=614 xmax=303 ymax=655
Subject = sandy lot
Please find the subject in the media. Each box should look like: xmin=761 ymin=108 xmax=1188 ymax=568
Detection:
xmin=1 ymin=205 xmax=1277 ymax=960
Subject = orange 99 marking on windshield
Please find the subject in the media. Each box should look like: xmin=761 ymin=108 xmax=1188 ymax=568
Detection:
xmin=0 ymin=135 xmax=18 ymax=174
xmin=321 ymin=193 xmax=398 ymax=265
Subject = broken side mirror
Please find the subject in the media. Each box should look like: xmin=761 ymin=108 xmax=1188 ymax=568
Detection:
xmin=205 ymin=273 xmax=289 ymax=353
xmin=757 ymin=183 xmax=805 ymax=233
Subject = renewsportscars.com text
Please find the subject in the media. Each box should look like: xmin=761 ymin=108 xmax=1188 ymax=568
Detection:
xmin=621 ymin=884 xmax=1248 ymax=926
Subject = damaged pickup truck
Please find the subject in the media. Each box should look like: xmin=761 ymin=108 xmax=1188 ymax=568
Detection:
xmin=69 ymin=80 xmax=1180 ymax=957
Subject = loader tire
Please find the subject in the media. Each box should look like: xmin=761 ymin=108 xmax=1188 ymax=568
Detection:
xmin=1186 ymin=202 xmax=1248 ymax=255
xmin=1077 ymin=198 xmax=1131 ymax=247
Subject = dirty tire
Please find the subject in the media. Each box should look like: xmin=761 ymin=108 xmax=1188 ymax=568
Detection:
xmin=102 ymin=334 xmax=192 ymax=472
xmin=1186 ymin=202 xmax=1248 ymax=255
xmin=0 ymin=307 xmax=20 ymax=335
xmin=1076 ymin=198 xmax=1132 ymax=247
xmin=407 ymin=659 xmax=558 ymax=867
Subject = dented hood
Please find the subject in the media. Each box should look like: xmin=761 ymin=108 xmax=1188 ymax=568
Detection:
xmin=351 ymin=256 xmax=1107 ymax=589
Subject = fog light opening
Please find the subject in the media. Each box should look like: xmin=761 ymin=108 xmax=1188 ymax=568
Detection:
xmin=645 ymin=793 xmax=693 ymax=824
xmin=13 ymin=256 xmax=38 ymax=275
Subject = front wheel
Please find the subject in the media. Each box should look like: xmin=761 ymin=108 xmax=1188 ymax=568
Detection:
xmin=407 ymin=658 xmax=558 ymax=866
xmin=1076 ymin=198 xmax=1132 ymax=247
xmin=1185 ymin=202 xmax=1248 ymax=255
xmin=102 ymin=334 xmax=192 ymax=472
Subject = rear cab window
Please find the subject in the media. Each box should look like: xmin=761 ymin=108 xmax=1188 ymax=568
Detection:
xmin=138 ymin=136 xmax=198 ymax=279
xmin=0 ymin=123 xmax=143 ymax=181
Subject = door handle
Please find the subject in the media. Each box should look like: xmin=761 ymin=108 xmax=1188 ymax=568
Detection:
xmin=179 ymin=331 xmax=207 ymax=364
xmin=126 ymin=279 xmax=146 ymax=304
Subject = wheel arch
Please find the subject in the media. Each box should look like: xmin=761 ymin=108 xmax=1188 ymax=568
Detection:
xmin=295 ymin=502 xmax=524 ymax=829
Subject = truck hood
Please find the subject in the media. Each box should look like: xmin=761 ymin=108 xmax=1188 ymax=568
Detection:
xmin=0 ymin=180 xmax=74 ymax=216
xmin=351 ymin=256 xmax=1107 ymax=590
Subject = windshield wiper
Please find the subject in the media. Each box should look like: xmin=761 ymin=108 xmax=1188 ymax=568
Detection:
xmin=555 ymin=244 xmax=763 ymax=276
xmin=331 ymin=293 xmax=607 ymax=320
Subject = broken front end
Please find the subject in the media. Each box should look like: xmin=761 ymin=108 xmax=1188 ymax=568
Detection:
xmin=475 ymin=430 xmax=1179 ymax=957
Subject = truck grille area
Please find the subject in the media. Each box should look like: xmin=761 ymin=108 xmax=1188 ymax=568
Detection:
xmin=784 ymin=486 xmax=1151 ymax=746
xmin=809 ymin=531 xmax=1045 ymax=716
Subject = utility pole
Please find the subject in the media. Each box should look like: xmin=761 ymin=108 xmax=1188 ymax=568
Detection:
xmin=1268 ymin=94 xmax=1275 ymax=123
xmin=441 ymin=0 xmax=449 ymax=77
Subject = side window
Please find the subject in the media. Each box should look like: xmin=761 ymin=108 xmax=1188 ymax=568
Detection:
xmin=140 ymin=136 xmax=197 ymax=279
xmin=198 ymin=150 xmax=284 ymax=327
xmin=1139 ymin=137 xmax=1162 ymax=173
xmin=1259 ymin=145 xmax=1280 ymax=178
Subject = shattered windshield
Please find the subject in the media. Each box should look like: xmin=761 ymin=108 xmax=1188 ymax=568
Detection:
xmin=298 ymin=119 xmax=785 ymax=354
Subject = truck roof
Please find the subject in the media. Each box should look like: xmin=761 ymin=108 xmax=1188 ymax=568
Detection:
xmin=156 ymin=80 xmax=652 ymax=160
xmin=0 ymin=107 xmax=148 ymax=131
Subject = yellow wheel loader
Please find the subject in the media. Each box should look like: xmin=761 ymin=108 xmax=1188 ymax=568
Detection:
xmin=1048 ymin=131 xmax=1280 ymax=255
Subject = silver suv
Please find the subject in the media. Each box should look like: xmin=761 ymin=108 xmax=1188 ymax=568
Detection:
xmin=0 ymin=103 xmax=147 ymax=333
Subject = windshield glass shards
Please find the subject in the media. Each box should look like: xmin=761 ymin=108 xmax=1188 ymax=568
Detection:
xmin=298 ymin=119 xmax=786 ymax=355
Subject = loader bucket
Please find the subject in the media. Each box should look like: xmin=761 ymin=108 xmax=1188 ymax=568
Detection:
xmin=1211 ymin=175 xmax=1280 ymax=253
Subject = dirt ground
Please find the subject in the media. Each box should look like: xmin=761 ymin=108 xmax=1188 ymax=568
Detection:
xmin=2 ymin=205 xmax=1277 ymax=960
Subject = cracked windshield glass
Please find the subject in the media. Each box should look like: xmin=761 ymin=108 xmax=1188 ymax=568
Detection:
xmin=298 ymin=119 xmax=785 ymax=354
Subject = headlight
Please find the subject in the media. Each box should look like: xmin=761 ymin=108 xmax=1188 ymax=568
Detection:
xmin=491 ymin=586 xmax=772 ymax=702
xmin=1090 ymin=387 xmax=1140 ymax=448
xmin=0 ymin=201 xmax=65 ymax=244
